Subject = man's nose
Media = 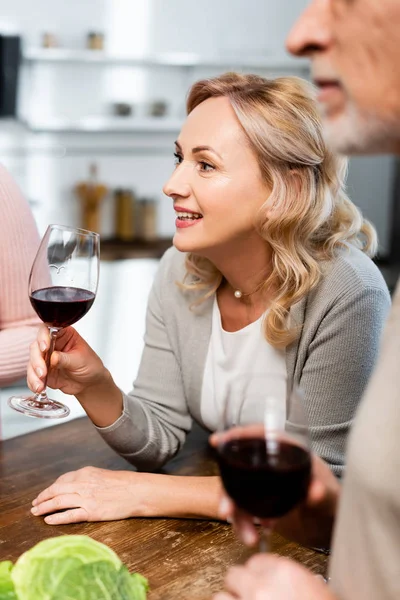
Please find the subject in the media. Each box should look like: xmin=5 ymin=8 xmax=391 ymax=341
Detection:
xmin=286 ymin=0 xmax=333 ymax=58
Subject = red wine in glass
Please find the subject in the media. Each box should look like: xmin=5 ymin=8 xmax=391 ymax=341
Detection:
xmin=30 ymin=286 xmax=95 ymax=329
xmin=216 ymin=435 xmax=311 ymax=519
xmin=215 ymin=374 xmax=311 ymax=551
xmin=8 ymin=224 xmax=100 ymax=419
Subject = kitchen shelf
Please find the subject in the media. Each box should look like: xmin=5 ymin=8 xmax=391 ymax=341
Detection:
xmin=100 ymin=237 xmax=172 ymax=261
xmin=20 ymin=116 xmax=183 ymax=134
xmin=20 ymin=49 xmax=309 ymax=136
xmin=22 ymin=48 xmax=309 ymax=71
xmin=20 ymin=49 xmax=308 ymax=134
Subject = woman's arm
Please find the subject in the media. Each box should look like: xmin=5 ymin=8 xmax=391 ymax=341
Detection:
xmin=31 ymin=468 xmax=222 ymax=524
xmin=88 ymin=248 xmax=192 ymax=471
xmin=28 ymin=248 xmax=192 ymax=473
xmin=0 ymin=165 xmax=41 ymax=386
xmin=300 ymin=284 xmax=390 ymax=475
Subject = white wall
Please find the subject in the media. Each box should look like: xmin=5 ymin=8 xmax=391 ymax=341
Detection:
xmin=146 ymin=0 xmax=307 ymax=55
xmin=0 ymin=0 xmax=307 ymax=52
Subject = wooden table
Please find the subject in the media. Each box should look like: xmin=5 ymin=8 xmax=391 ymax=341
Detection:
xmin=0 ymin=418 xmax=328 ymax=599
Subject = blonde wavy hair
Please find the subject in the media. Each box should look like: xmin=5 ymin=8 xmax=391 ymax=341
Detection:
xmin=180 ymin=72 xmax=377 ymax=348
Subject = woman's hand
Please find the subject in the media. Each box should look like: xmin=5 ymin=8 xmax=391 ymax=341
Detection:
xmin=213 ymin=554 xmax=336 ymax=600
xmin=27 ymin=325 xmax=123 ymax=427
xmin=31 ymin=467 xmax=156 ymax=524
xmin=31 ymin=470 xmax=223 ymax=524
xmin=210 ymin=432 xmax=340 ymax=549
xmin=27 ymin=324 xmax=107 ymax=397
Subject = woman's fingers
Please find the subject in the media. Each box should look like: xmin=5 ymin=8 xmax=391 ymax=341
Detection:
xmin=29 ymin=339 xmax=47 ymax=371
xmin=27 ymin=340 xmax=47 ymax=392
xmin=44 ymin=508 xmax=89 ymax=525
xmin=27 ymin=324 xmax=55 ymax=391
xmin=32 ymin=482 xmax=76 ymax=506
xmin=31 ymin=493 xmax=84 ymax=517
xmin=53 ymin=326 xmax=81 ymax=353
xmin=30 ymin=472 xmax=132 ymax=524
xmin=27 ymin=327 xmax=63 ymax=393
xmin=26 ymin=363 xmax=44 ymax=393
xmin=55 ymin=470 xmax=80 ymax=485
xmin=37 ymin=324 xmax=51 ymax=352
xmin=50 ymin=350 xmax=72 ymax=371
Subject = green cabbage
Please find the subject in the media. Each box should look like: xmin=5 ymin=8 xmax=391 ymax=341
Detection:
xmin=0 ymin=535 xmax=148 ymax=600
xmin=0 ymin=561 xmax=17 ymax=600
xmin=52 ymin=563 xmax=148 ymax=600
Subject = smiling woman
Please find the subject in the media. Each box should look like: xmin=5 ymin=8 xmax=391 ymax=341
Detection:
xmin=27 ymin=72 xmax=390 ymax=528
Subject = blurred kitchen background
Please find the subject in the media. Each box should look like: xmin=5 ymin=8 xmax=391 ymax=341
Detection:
xmin=0 ymin=0 xmax=398 ymax=438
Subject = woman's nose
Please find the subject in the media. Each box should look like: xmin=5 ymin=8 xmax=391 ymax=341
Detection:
xmin=163 ymin=164 xmax=192 ymax=199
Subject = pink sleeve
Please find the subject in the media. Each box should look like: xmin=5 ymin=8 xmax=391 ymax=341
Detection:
xmin=0 ymin=164 xmax=41 ymax=386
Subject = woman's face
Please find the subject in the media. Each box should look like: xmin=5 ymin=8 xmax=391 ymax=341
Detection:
xmin=163 ymin=96 xmax=271 ymax=258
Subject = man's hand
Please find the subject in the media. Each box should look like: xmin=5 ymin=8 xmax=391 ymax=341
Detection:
xmin=213 ymin=554 xmax=337 ymax=600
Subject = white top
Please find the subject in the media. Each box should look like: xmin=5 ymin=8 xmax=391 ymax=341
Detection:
xmin=200 ymin=297 xmax=287 ymax=431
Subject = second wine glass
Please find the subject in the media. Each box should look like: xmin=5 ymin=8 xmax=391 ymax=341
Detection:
xmin=8 ymin=224 xmax=100 ymax=419
xmin=214 ymin=374 xmax=311 ymax=551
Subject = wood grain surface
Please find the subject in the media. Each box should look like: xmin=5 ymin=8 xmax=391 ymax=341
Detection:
xmin=0 ymin=417 xmax=328 ymax=599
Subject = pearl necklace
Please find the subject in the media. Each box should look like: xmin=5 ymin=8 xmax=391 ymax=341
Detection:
xmin=232 ymin=282 xmax=265 ymax=300
xmin=225 ymin=274 xmax=266 ymax=300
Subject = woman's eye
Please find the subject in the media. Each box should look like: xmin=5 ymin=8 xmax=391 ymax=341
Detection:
xmin=174 ymin=152 xmax=183 ymax=166
xmin=199 ymin=161 xmax=214 ymax=172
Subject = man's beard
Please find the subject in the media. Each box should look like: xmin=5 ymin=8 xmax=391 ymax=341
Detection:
xmin=321 ymin=100 xmax=400 ymax=155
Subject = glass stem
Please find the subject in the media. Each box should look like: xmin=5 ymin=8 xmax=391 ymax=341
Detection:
xmin=259 ymin=525 xmax=272 ymax=553
xmin=37 ymin=327 xmax=59 ymax=403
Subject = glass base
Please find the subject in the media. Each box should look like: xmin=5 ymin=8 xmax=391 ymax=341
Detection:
xmin=8 ymin=395 xmax=70 ymax=419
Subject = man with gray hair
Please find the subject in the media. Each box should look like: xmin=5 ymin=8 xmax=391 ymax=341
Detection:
xmin=214 ymin=1 xmax=400 ymax=599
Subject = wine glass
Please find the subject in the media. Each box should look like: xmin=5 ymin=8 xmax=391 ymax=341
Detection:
xmin=214 ymin=374 xmax=311 ymax=551
xmin=8 ymin=224 xmax=100 ymax=419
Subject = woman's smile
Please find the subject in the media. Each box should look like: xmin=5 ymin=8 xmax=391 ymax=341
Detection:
xmin=175 ymin=206 xmax=204 ymax=229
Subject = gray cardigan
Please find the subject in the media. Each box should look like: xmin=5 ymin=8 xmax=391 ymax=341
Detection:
xmin=98 ymin=245 xmax=390 ymax=476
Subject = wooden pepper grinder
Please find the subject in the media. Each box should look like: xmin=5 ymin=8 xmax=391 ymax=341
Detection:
xmin=115 ymin=188 xmax=136 ymax=241
xmin=74 ymin=164 xmax=107 ymax=233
